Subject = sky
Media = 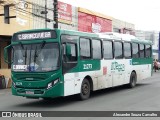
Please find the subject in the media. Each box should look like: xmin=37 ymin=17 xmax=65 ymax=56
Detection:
xmin=59 ymin=0 xmax=160 ymax=31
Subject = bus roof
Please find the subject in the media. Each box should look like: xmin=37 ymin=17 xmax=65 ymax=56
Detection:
xmin=14 ymin=28 xmax=99 ymax=38
xmin=58 ymin=29 xmax=99 ymax=38
xmin=13 ymin=29 xmax=152 ymax=44
xmin=97 ymin=32 xmax=152 ymax=44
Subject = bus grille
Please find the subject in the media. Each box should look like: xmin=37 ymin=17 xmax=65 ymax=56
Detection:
xmin=14 ymin=74 xmax=47 ymax=81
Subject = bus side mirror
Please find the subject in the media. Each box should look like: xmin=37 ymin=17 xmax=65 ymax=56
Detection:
xmin=4 ymin=45 xmax=13 ymax=64
xmin=66 ymin=43 xmax=71 ymax=57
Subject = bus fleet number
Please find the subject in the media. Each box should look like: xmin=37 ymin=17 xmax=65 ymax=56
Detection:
xmin=83 ymin=64 xmax=92 ymax=70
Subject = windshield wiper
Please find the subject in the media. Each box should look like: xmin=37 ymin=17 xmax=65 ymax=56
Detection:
xmin=34 ymin=46 xmax=38 ymax=65
xmin=33 ymin=41 xmax=46 ymax=66
xmin=24 ymin=47 xmax=27 ymax=65
xmin=35 ymin=41 xmax=46 ymax=57
xmin=19 ymin=41 xmax=24 ymax=50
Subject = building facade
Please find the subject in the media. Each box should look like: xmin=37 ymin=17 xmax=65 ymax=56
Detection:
xmin=112 ymin=18 xmax=135 ymax=35
xmin=0 ymin=0 xmax=33 ymax=78
xmin=78 ymin=7 xmax=112 ymax=33
xmin=0 ymin=0 xmax=136 ymax=80
xmin=135 ymin=30 xmax=159 ymax=60
xmin=32 ymin=0 xmax=78 ymax=30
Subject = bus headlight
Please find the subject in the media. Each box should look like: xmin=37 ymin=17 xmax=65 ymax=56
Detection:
xmin=47 ymin=79 xmax=59 ymax=90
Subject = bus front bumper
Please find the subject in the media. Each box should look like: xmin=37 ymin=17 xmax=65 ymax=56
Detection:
xmin=11 ymin=83 xmax=64 ymax=99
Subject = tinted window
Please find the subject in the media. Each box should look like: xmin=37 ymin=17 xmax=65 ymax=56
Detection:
xmin=124 ymin=42 xmax=131 ymax=58
xmin=132 ymin=43 xmax=139 ymax=58
xmin=80 ymin=38 xmax=91 ymax=59
xmin=92 ymin=39 xmax=102 ymax=59
xmin=103 ymin=41 xmax=113 ymax=59
xmin=114 ymin=42 xmax=123 ymax=59
xmin=140 ymin=44 xmax=145 ymax=58
xmin=145 ymin=45 xmax=151 ymax=58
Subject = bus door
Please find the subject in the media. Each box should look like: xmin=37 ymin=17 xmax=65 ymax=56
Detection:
xmin=112 ymin=41 xmax=125 ymax=86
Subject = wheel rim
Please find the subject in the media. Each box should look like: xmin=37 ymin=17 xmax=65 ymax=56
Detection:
xmin=82 ymin=83 xmax=89 ymax=95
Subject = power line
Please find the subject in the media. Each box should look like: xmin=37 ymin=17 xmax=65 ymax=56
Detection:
xmin=0 ymin=1 xmax=133 ymax=31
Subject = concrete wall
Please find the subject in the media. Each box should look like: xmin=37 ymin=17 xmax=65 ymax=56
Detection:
xmin=0 ymin=69 xmax=11 ymax=78
xmin=0 ymin=0 xmax=33 ymax=36
xmin=0 ymin=41 xmax=8 ymax=69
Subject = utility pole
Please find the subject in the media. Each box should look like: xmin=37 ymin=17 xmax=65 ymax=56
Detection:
xmin=41 ymin=0 xmax=48 ymax=28
xmin=54 ymin=0 xmax=58 ymax=28
xmin=45 ymin=0 xmax=47 ymax=28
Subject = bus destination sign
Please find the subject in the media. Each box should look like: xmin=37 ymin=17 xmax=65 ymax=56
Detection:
xmin=13 ymin=31 xmax=56 ymax=41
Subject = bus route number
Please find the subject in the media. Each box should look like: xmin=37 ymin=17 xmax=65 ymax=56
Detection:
xmin=83 ymin=64 xmax=92 ymax=70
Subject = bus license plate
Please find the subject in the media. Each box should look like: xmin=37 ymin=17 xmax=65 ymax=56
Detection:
xmin=26 ymin=91 xmax=34 ymax=95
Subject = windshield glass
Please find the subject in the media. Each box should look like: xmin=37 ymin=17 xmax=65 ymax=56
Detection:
xmin=12 ymin=43 xmax=60 ymax=72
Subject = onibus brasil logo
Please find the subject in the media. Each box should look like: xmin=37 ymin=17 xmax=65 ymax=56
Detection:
xmin=111 ymin=62 xmax=125 ymax=72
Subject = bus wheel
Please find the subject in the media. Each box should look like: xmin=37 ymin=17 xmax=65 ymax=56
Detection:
xmin=42 ymin=97 xmax=53 ymax=101
xmin=79 ymin=79 xmax=90 ymax=100
xmin=128 ymin=72 xmax=137 ymax=88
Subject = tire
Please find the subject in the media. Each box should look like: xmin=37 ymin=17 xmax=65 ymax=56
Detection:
xmin=127 ymin=72 xmax=137 ymax=88
xmin=42 ymin=97 xmax=53 ymax=101
xmin=78 ymin=79 xmax=91 ymax=100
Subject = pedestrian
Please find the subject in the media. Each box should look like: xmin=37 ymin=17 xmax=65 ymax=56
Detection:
xmin=154 ymin=59 xmax=158 ymax=72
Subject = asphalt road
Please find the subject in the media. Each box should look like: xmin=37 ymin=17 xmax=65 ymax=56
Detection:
xmin=0 ymin=71 xmax=160 ymax=120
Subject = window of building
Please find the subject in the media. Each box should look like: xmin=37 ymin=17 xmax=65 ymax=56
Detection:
xmin=114 ymin=41 xmax=123 ymax=59
xmin=80 ymin=38 xmax=91 ymax=59
xmin=103 ymin=40 xmax=113 ymax=59
xmin=124 ymin=42 xmax=131 ymax=58
xmin=92 ymin=39 xmax=102 ymax=59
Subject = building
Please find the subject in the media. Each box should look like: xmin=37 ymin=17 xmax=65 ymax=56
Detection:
xmin=0 ymin=0 xmax=136 ymax=80
xmin=112 ymin=18 xmax=135 ymax=35
xmin=135 ymin=30 xmax=159 ymax=60
xmin=78 ymin=7 xmax=112 ymax=33
xmin=0 ymin=0 xmax=33 ymax=79
xmin=32 ymin=0 xmax=78 ymax=30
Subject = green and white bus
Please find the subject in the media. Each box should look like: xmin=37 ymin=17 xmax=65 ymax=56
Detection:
xmin=4 ymin=29 xmax=152 ymax=100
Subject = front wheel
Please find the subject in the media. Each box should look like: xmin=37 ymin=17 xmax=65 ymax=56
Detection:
xmin=127 ymin=72 xmax=137 ymax=88
xmin=78 ymin=79 xmax=90 ymax=100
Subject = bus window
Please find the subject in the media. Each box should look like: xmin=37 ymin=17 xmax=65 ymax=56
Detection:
xmin=103 ymin=40 xmax=113 ymax=59
xmin=80 ymin=38 xmax=91 ymax=59
xmin=132 ymin=43 xmax=139 ymax=58
xmin=92 ymin=39 xmax=102 ymax=59
xmin=139 ymin=44 xmax=145 ymax=58
xmin=114 ymin=41 xmax=123 ymax=59
xmin=63 ymin=43 xmax=77 ymax=62
xmin=124 ymin=42 xmax=131 ymax=59
xmin=145 ymin=45 xmax=151 ymax=58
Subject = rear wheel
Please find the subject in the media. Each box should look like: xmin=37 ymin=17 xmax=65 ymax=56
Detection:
xmin=127 ymin=72 xmax=137 ymax=88
xmin=78 ymin=79 xmax=90 ymax=100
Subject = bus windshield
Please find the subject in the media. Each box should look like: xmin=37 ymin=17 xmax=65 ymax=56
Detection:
xmin=12 ymin=43 xmax=60 ymax=72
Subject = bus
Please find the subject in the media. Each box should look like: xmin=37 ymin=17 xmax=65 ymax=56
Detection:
xmin=4 ymin=29 xmax=152 ymax=100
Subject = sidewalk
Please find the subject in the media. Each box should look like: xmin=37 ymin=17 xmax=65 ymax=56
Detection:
xmin=0 ymin=88 xmax=11 ymax=95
